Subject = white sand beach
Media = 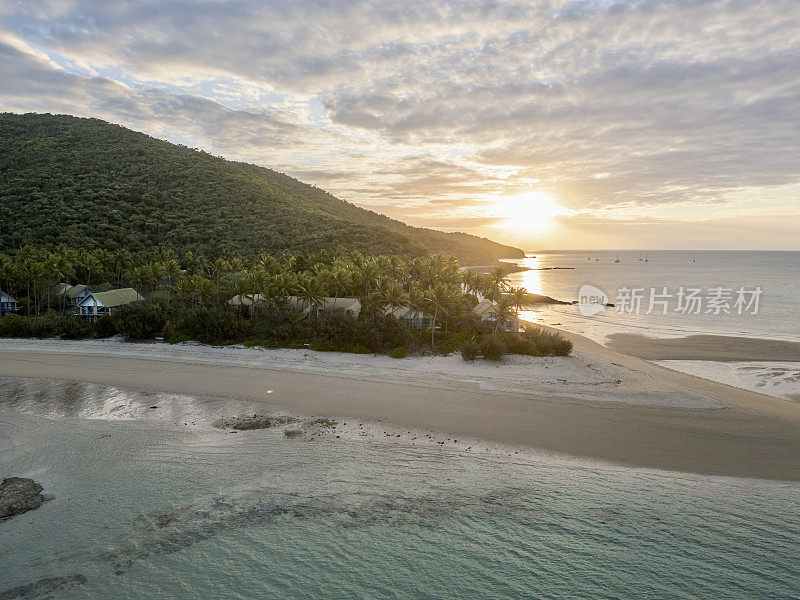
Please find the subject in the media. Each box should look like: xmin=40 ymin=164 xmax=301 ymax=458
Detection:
xmin=2 ymin=331 xmax=800 ymax=481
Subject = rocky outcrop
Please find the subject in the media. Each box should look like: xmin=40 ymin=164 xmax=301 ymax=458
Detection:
xmin=0 ymin=477 xmax=44 ymax=521
xmin=0 ymin=574 xmax=87 ymax=599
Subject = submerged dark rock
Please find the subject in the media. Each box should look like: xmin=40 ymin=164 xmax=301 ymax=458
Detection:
xmin=0 ymin=574 xmax=87 ymax=599
xmin=0 ymin=478 xmax=44 ymax=522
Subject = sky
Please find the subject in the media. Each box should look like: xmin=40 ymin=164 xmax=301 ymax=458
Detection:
xmin=1 ymin=0 xmax=799 ymax=250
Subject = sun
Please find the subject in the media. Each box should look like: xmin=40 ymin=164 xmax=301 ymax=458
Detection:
xmin=498 ymin=191 xmax=564 ymax=233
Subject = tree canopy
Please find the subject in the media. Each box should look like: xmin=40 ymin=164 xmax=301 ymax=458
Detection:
xmin=0 ymin=113 xmax=524 ymax=264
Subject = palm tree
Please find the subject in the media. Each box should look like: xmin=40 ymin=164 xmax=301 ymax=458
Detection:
xmin=424 ymin=283 xmax=454 ymax=345
xmin=494 ymin=296 xmax=514 ymax=333
xmin=461 ymin=268 xmax=481 ymax=296
xmin=488 ymin=266 xmax=509 ymax=301
xmin=162 ymin=259 xmax=181 ymax=305
xmin=296 ymin=273 xmax=326 ymax=317
xmin=48 ymin=251 xmax=75 ymax=314
xmin=509 ymin=286 xmax=528 ymax=313
xmin=377 ymin=278 xmax=406 ymax=313
xmin=210 ymin=258 xmax=230 ymax=302
xmin=77 ymin=251 xmax=104 ymax=287
xmin=328 ymin=263 xmax=351 ymax=308
xmin=108 ymin=249 xmax=133 ymax=287
xmin=359 ymin=258 xmax=380 ymax=296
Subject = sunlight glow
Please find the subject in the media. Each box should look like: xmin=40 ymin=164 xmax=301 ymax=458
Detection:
xmin=498 ymin=191 xmax=565 ymax=234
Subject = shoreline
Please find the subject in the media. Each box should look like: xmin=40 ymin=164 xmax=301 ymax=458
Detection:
xmin=606 ymin=333 xmax=800 ymax=361
xmin=1 ymin=335 xmax=800 ymax=481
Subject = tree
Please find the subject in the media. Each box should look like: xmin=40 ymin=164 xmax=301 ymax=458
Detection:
xmin=108 ymin=249 xmax=133 ymax=287
xmin=296 ymin=273 xmax=326 ymax=315
xmin=328 ymin=262 xmax=351 ymax=308
xmin=509 ymin=286 xmax=527 ymax=313
xmin=487 ymin=266 xmax=509 ymax=301
xmin=424 ymin=283 xmax=454 ymax=345
xmin=162 ymin=259 xmax=181 ymax=305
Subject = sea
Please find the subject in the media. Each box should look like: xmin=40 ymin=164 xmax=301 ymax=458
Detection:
xmin=504 ymin=250 xmax=800 ymax=399
xmin=1 ymin=378 xmax=798 ymax=599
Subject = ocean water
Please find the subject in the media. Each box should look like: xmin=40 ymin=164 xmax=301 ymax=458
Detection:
xmin=2 ymin=378 xmax=799 ymax=599
xmin=505 ymin=251 xmax=800 ymax=399
xmin=505 ymin=250 xmax=800 ymax=342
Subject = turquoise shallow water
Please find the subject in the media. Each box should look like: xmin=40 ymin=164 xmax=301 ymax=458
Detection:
xmin=1 ymin=378 xmax=799 ymax=599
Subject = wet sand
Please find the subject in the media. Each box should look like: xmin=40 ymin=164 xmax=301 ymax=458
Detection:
xmin=1 ymin=336 xmax=800 ymax=481
xmin=606 ymin=333 xmax=800 ymax=361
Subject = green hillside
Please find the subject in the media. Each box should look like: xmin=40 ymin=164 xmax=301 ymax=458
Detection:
xmin=0 ymin=113 xmax=523 ymax=264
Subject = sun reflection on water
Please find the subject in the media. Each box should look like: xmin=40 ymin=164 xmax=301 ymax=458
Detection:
xmin=504 ymin=255 xmax=548 ymax=326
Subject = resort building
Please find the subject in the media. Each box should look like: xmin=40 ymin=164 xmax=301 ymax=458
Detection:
xmin=384 ymin=306 xmax=436 ymax=329
xmin=228 ymin=295 xmax=361 ymax=319
xmin=76 ymin=288 xmax=143 ymax=321
xmin=56 ymin=283 xmax=94 ymax=306
xmin=472 ymin=299 xmax=520 ymax=331
xmin=0 ymin=289 xmax=18 ymax=316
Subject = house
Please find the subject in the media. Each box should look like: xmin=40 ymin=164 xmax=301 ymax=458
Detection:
xmin=76 ymin=288 xmax=143 ymax=321
xmin=0 ymin=289 xmax=17 ymax=316
xmin=228 ymin=293 xmax=268 ymax=309
xmin=228 ymin=295 xmax=361 ymax=319
xmin=57 ymin=283 xmax=94 ymax=306
xmin=385 ymin=306 xmax=436 ymax=329
xmin=472 ymin=299 xmax=520 ymax=331
xmin=303 ymin=297 xmax=361 ymax=319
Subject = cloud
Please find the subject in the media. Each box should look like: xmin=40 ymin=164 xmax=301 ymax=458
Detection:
xmin=1 ymin=0 xmax=799 ymax=247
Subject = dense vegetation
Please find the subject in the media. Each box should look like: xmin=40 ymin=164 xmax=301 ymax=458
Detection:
xmin=0 ymin=113 xmax=523 ymax=264
xmin=0 ymin=246 xmax=571 ymax=360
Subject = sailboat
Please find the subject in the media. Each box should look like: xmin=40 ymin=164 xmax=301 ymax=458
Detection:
xmin=614 ymin=252 xmax=620 ymax=263
xmin=595 ymin=250 xmax=599 ymax=262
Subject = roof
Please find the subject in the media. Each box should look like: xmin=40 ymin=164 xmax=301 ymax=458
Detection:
xmin=319 ymin=297 xmax=360 ymax=312
xmin=0 ymin=289 xmax=15 ymax=302
xmin=472 ymin=299 xmax=500 ymax=318
xmin=385 ymin=306 xmax=432 ymax=320
xmin=79 ymin=288 xmax=142 ymax=308
xmin=228 ymin=295 xmax=361 ymax=316
xmin=228 ymin=293 xmax=267 ymax=306
xmin=57 ymin=283 xmax=91 ymax=299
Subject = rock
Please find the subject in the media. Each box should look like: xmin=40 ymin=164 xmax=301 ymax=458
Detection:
xmin=0 ymin=574 xmax=87 ymax=599
xmin=0 ymin=477 xmax=44 ymax=522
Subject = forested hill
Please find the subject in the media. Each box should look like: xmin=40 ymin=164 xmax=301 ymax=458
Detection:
xmin=0 ymin=113 xmax=523 ymax=264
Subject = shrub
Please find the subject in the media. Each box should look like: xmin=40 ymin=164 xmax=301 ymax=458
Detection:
xmin=94 ymin=315 xmax=117 ymax=338
xmin=251 ymin=311 xmax=311 ymax=344
xmin=438 ymin=332 xmax=468 ymax=355
xmin=0 ymin=314 xmax=27 ymax=337
xmin=313 ymin=309 xmax=412 ymax=353
xmin=113 ymin=301 xmax=167 ymax=340
xmin=57 ymin=315 xmax=93 ymax=339
xmin=309 ymin=340 xmax=335 ymax=352
xmin=501 ymin=332 xmax=543 ymax=357
xmin=342 ymin=342 xmax=371 ymax=354
xmin=480 ymin=335 xmax=504 ymax=361
xmin=388 ymin=346 xmax=406 ymax=359
xmin=0 ymin=313 xmax=61 ymax=338
xmin=461 ymin=339 xmax=479 ymax=361
xmin=522 ymin=326 xmax=573 ymax=356
xmin=174 ymin=305 xmax=251 ymax=345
